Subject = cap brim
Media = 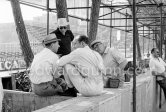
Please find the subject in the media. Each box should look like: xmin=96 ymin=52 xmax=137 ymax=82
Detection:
xmin=58 ymin=22 xmax=69 ymax=27
xmin=43 ymin=38 xmax=60 ymax=44
xmin=90 ymin=40 xmax=102 ymax=48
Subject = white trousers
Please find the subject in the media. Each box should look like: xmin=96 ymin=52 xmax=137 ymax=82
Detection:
xmin=64 ymin=64 xmax=103 ymax=96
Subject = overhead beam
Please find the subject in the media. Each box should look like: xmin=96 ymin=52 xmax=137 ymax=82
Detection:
xmin=47 ymin=3 xmax=166 ymax=10
xmin=98 ymin=16 xmax=166 ymax=20
xmin=6 ymin=0 xmax=128 ymax=32
xmin=99 ymin=0 xmax=146 ymax=18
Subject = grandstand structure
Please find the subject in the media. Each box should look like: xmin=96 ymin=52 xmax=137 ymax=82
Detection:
xmin=0 ymin=42 xmax=43 ymax=61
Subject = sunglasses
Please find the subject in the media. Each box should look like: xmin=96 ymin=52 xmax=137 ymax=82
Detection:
xmin=59 ymin=26 xmax=67 ymax=29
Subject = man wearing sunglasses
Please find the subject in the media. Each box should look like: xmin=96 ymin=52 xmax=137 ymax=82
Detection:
xmin=149 ymin=48 xmax=166 ymax=99
xmin=51 ymin=18 xmax=74 ymax=57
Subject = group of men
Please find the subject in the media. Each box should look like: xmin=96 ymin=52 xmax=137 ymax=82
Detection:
xmin=29 ymin=18 xmax=129 ymax=97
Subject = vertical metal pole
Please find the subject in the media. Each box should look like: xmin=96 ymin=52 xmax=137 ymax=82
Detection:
xmin=160 ymin=3 xmax=163 ymax=56
xmin=143 ymin=26 xmax=144 ymax=56
xmin=159 ymin=3 xmax=163 ymax=109
xmin=46 ymin=0 xmax=49 ymax=35
xmin=125 ymin=10 xmax=127 ymax=58
xmin=132 ymin=0 xmax=137 ymax=112
xmin=153 ymin=31 xmax=154 ymax=47
xmin=110 ymin=1 xmax=113 ymax=47
xmin=86 ymin=0 xmax=89 ymax=35
xmin=148 ymin=28 xmax=150 ymax=52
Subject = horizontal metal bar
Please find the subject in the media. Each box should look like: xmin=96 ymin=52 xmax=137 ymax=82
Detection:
xmin=139 ymin=32 xmax=156 ymax=34
xmin=111 ymin=24 xmax=166 ymax=27
xmin=99 ymin=6 xmax=127 ymax=18
xmin=98 ymin=16 xmax=166 ymax=20
xmin=49 ymin=3 xmax=166 ymax=10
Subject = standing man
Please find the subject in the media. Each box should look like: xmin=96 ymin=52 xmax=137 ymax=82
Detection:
xmin=91 ymin=40 xmax=128 ymax=87
xmin=29 ymin=34 xmax=68 ymax=96
xmin=57 ymin=35 xmax=104 ymax=96
xmin=149 ymin=48 xmax=166 ymax=99
xmin=51 ymin=18 xmax=74 ymax=56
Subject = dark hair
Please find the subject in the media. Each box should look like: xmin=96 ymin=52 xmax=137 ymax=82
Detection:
xmin=77 ymin=35 xmax=89 ymax=45
xmin=151 ymin=48 xmax=157 ymax=54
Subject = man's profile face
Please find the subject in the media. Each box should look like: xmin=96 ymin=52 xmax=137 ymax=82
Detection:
xmin=51 ymin=41 xmax=60 ymax=53
xmin=153 ymin=49 xmax=160 ymax=58
xmin=93 ymin=42 xmax=105 ymax=54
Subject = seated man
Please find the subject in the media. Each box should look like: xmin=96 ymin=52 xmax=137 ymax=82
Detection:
xmin=57 ymin=35 xmax=105 ymax=96
xmin=149 ymin=48 xmax=166 ymax=99
xmin=91 ymin=40 xmax=128 ymax=87
xmin=29 ymin=34 xmax=68 ymax=96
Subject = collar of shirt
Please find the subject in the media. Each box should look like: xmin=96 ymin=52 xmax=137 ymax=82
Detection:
xmin=150 ymin=55 xmax=161 ymax=61
xmin=42 ymin=48 xmax=54 ymax=54
xmin=84 ymin=45 xmax=90 ymax=50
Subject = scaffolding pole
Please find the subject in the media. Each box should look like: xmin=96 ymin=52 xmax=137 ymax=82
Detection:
xmin=46 ymin=0 xmax=49 ymax=35
xmin=86 ymin=0 xmax=89 ymax=35
xmin=132 ymin=0 xmax=137 ymax=112
xmin=143 ymin=26 xmax=144 ymax=56
xmin=110 ymin=1 xmax=113 ymax=47
xmin=125 ymin=10 xmax=127 ymax=58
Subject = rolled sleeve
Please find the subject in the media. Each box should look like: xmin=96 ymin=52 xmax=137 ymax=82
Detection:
xmin=57 ymin=51 xmax=77 ymax=66
xmin=112 ymin=49 xmax=127 ymax=64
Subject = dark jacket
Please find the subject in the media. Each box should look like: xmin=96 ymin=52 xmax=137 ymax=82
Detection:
xmin=51 ymin=28 xmax=74 ymax=56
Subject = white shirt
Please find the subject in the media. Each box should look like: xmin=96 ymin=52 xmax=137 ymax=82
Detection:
xmin=102 ymin=47 xmax=128 ymax=75
xmin=29 ymin=48 xmax=59 ymax=84
xmin=57 ymin=46 xmax=104 ymax=95
xmin=149 ymin=56 xmax=166 ymax=74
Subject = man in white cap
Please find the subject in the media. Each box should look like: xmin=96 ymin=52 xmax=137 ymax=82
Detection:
xmin=91 ymin=40 xmax=128 ymax=87
xmin=51 ymin=18 xmax=74 ymax=57
xmin=29 ymin=34 xmax=68 ymax=96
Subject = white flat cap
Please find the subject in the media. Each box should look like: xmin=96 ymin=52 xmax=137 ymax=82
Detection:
xmin=90 ymin=40 xmax=103 ymax=48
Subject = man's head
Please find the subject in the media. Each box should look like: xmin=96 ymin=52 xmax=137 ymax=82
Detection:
xmin=57 ymin=18 xmax=68 ymax=35
xmin=72 ymin=35 xmax=89 ymax=50
xmin=151 ymin=48 xmax=160 ymax=58
xmin=91 ymin=40 xmax=106 ymax=55
xmin=42 ymin=34 xmax=60 ymax=53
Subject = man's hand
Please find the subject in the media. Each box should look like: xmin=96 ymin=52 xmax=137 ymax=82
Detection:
xmin=160 ymin=72 xmax=166 ymax=78
xmin=57 ymin=66 xmax=64 ymax=76
xmin=152 ymin=71 xmax=166 ymax=78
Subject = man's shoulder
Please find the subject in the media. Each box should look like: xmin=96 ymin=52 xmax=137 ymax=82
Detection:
xmin=65 ymin=30 xmax=73 ymax=36
xmin=71 ymin=47 xmax=89 ymax=54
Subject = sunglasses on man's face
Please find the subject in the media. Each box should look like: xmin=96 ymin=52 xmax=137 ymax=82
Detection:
xmin=59 ymin=26 xmax=67 ymax=30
